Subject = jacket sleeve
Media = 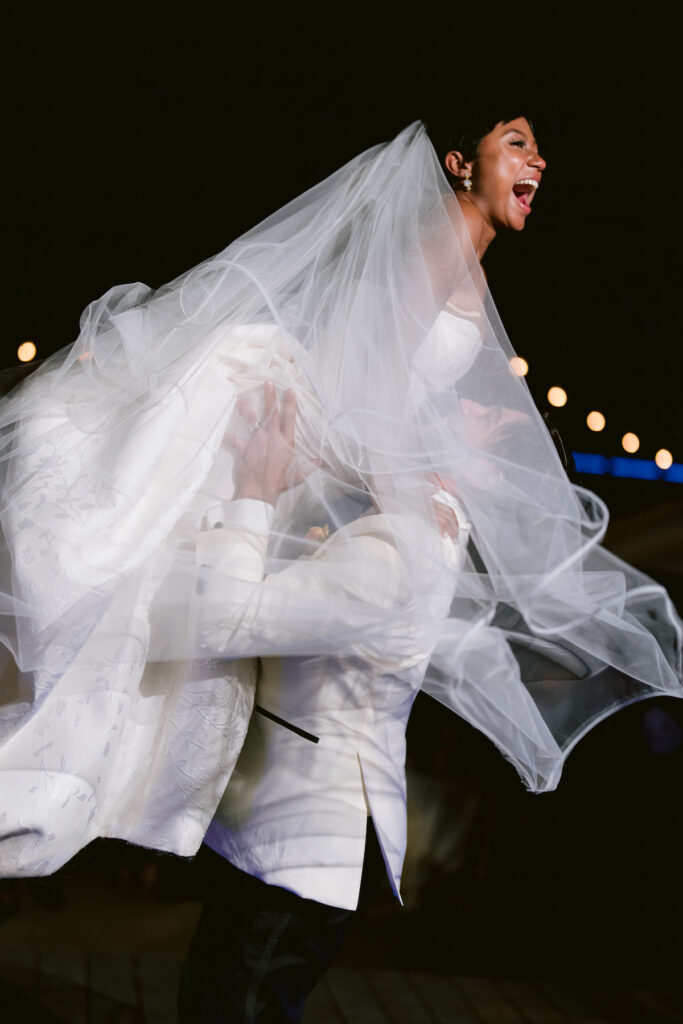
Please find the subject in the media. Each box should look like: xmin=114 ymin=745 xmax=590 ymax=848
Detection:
xmin=194 ymin=499 xmax=465 ymax=671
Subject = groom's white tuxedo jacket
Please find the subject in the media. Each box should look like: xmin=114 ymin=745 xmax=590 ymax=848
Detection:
xmin=197 ymin=498 xmax=466 ymax=911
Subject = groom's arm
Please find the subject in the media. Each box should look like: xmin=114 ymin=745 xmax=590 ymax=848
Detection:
xmin=194 ymin=499 xmax=462 ymax=670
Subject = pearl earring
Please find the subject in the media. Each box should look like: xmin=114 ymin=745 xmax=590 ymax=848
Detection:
xmin=463 ymin=176 xmax=472 ymax=192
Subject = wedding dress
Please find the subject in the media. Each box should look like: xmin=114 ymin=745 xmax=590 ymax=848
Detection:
xmin=0 ymin=123 xmax=680 ymax=876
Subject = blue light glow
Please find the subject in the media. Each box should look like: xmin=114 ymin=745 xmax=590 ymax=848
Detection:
xmin=611 ymin=457 xmax=659 ymax=480
xmin=572 ymin=452 xmax=683 ymax=483
xmin=572 ymin=452 xmax=609 ymax=475
xmin=665 ymin=463 xmax=683 ymax=483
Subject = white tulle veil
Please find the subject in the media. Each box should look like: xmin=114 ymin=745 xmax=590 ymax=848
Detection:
xmin=0 ymin=121 xmax=681 ymax=874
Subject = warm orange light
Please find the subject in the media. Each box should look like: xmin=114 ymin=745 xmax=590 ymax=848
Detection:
xmin=622 ymin=432 xmax=640 ymax=454
xmin=547 ymin=386 xmax=567 ymax=408
xmin=655 ymin=449 xmax=673 ymax=470
xmin=17 ymin=341 xmax=36 ymax=363
xmin=510 ymin=356 xmax=529 ymax=377
xmin=586 ymin=411 xmax=606 ymax=432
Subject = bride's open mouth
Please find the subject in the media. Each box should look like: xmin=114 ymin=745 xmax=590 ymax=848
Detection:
xmin=512 ymin=178 xmax=539 ymax=213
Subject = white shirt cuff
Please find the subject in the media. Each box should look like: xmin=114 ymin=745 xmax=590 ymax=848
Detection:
xmin=205 ymin=499 xmax=275 ymax=534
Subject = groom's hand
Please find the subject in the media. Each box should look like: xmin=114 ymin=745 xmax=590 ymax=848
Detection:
xmin=231 ymin=381 xmax=298 ymax=506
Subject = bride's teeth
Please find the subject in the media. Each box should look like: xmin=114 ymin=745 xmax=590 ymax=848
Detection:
xmin=514 ymin=178 xmax=539 ymax=190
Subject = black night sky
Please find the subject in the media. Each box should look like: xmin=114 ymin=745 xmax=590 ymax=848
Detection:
xmin=4 ymin=13 xmax=681 ymax=479
xmin=2 ymin=12 xmax=682 ymax=559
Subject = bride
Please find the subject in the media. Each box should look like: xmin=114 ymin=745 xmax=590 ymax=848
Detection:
xmin=0 ymin=111 xmax=681 ymax=880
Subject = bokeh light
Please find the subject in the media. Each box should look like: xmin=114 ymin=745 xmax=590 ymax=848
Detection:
xmin=622 ymin=432 xmax=640 ymax=454
xmin=586 ymin=410 xmax=606 ymax=432
xmin=655 ymin=449 xmax=673 ymax=470
xmin=509 ymin=356 xmax=529 ymax=377
xmin=547 ymin=386 xmax=567 ymax=408
xmin=17 ymin=341 xmax=37 ymax=363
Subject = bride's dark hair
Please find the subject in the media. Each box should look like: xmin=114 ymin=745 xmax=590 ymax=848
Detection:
xmin=424 ymin=108 xmax=535 ymax=180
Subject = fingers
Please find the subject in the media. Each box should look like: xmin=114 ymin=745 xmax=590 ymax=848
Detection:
xmin=280 ymin=387 xmax=297 ymax=443
xmin=427 ymin=472 xmax=460 ymax=498
xmin=263 ymin=379 xmax=277 ymax=425
xmin=237 ymin=397 xmax=259 ymax=430
xmin=237 ymin=382 xmax=293 ymax=437
xmin=433 ymin=500 xmax=459 ymax=540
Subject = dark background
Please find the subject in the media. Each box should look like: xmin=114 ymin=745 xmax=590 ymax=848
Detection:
xmin=3 ymin=12 xmax=681 ymax=466
xmin=1 ymin=6 xmax=681 ymax=991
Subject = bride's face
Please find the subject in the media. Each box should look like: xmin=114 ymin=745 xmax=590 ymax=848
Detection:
xmin=470 ymin=118 xmax=546 ymax=232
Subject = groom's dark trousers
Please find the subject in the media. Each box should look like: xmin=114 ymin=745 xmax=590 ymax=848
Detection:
xmin=178 ymin=819 xmax=386 ymax=1023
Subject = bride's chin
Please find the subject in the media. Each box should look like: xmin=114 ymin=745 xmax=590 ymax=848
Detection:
xmin=506 ymin=211 xmax=527 ymax=232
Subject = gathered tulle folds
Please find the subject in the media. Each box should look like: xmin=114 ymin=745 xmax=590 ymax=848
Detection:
xmin=0 ymin=122 xmax=681 ymax=875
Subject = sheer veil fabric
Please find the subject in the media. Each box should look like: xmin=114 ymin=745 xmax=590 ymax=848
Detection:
xmin=0 ymin=122 xmax=681 ymax=875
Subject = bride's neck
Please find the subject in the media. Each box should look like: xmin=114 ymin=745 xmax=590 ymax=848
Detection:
xmin=455 ymin=193 xmax=496 ymax=262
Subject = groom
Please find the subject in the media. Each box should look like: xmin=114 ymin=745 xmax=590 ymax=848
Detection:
xmin=179 ymin=383 xmax=464 ymax=1023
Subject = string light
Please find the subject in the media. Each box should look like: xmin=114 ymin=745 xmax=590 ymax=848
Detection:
xmin=8 ymin=335 xmax=675 ymax=483
xmin=547 ymin=386 xmax=567 ymax=408
xmin=539 ymin=380 xmax=669 ymax=472
xmin=509 ymin=356 xmax=529 ymax=377
xmin=17 ymin=341 xmax=36 ymax=363
xmin=586 ymin=411 xmax=606 ymax=432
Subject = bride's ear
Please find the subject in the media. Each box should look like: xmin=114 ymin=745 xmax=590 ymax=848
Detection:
xmin=444 ymin=150 xmax=473 ymax=183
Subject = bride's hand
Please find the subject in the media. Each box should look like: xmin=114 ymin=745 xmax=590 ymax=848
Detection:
xmin=426 ymin=473 xmax=461 ymax=541
xmin=432 ymin=497 xmax=459 ymax=541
